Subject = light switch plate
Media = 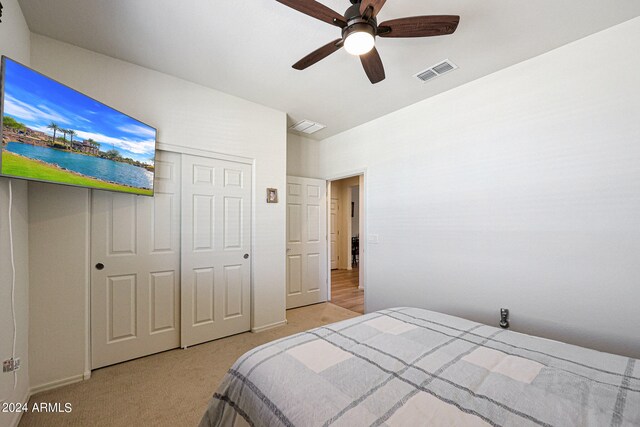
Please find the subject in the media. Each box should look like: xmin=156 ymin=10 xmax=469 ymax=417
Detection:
xmin=368 ymin=234 xmax=379 ymax=244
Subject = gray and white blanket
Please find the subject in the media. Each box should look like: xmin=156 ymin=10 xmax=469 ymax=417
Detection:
xmin=200 ymin=307 xmax=640 ymax=426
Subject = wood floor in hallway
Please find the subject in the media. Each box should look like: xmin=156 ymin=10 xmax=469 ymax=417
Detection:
xmin=330 ymin=268 xmax=364 ymax=314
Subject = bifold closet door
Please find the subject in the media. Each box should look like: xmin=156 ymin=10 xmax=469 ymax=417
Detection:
xmin=181 ymin=154 xmax=252 ymax=347
xmin=286 ymin=176 xmax=328 ymax=309
xmin=91 ymin=150 xmax=181 ymax=369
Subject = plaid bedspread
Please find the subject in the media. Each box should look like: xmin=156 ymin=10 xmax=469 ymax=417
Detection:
xmin=199 ymin=307 xmax=640 ymax=426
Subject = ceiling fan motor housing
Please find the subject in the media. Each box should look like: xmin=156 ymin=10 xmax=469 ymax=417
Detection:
xmin=343 ymin=3 xmax=377 ymax=41
xmin=342 ymin=20 xmax=376 ymax=42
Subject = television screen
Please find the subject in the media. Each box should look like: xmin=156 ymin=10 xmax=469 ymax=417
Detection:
xmin=0 ymin=56 xmax=156 ymax=196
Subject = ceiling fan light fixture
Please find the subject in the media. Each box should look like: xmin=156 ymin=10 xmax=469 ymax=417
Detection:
xmin=343 ymin=24 xmax=375 ymax=56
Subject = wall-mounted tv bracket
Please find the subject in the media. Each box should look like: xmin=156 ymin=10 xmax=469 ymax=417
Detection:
xmin=499 ymin=308 xmax=510 ymax=329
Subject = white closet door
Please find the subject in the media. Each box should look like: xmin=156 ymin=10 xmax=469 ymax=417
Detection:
xmin=181 ymin=154 xmax=252 ymax=347
xmin=91 ymin=150 xmax=181 ymax=369
xmin=286 ymin=176 xmax=328 ymax=309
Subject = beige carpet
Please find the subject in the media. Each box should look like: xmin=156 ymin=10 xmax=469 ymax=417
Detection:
xmin=19 ymin=303 xmax=360 ymax=427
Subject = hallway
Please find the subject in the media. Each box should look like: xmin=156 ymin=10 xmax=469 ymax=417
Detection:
xmin=330 ymin=268 xmax=364 ymax=314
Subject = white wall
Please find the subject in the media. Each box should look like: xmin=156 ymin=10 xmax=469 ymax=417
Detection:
xmin=287 ymin=133 xmax=321 ymax=178
xmin=0 ymin=0 xmax=30 ymax=62
xmin=0 ymin=0 xmax=31 ymax=424
xmin=28 ymin=184 xmax=90 ymax=391
xmin=311 ymin=17 xmax=640 ymax=358
xmin=27 ymin=34 xmax=287 ymax=389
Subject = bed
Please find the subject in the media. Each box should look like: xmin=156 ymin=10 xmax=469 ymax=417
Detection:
xmin=199 ymin=307 xmax=640 ymax=426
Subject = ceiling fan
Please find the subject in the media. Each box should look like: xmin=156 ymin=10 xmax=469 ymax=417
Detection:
xmin=276 ymin=0 xmax=460 ymax=84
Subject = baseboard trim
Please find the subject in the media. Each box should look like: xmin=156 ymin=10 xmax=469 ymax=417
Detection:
xmin=7 ymin=387 xmax=30 ymax=427
xmin=83 ymin=371 xmax=91 ymax=381
xmin=30 ymin=374 xmax=84 ymax=396
xmin=252 ymin=319 xmax=288 ymax=333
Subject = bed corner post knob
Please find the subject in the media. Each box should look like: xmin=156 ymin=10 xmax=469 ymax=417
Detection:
xmin=499 ymin=308 xmax=509 ymax=329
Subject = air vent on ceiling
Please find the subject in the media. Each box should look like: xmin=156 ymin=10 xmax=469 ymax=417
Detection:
xmin=289 ymin=120 xmax=326 ymax=135
xmin=416 ymin=69 xmax=438 ymax=82
xmin=414 ymin=59 xmax=458 ymax=83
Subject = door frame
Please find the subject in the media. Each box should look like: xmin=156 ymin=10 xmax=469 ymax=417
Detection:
xmin=326 ymin=169 xmax=367 ymax=311
xmin=330 ymin=195 xmax=339 ymax=270
xmin=88 ymin=143 xmax=256 ymax=372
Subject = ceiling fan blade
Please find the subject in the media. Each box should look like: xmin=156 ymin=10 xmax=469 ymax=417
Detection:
xmin=360 ymin=47 xmax=385 ymax=84
xmin=293 ymin=39 xmax=343 ymax=70
xmin=360 ymin=0 xmax=387 ymax=20
xmin=276 ymin=0 xmax=346 ymax=27
xmin=378 ymin=15 xmax=460 ymax=38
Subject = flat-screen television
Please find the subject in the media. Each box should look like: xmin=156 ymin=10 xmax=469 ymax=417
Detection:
xmin=0 ymin=56 xmax=156 ymax=196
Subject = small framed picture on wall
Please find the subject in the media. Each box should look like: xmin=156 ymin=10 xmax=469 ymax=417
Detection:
xmin=266 ymin=188 xmax=278 ymax=203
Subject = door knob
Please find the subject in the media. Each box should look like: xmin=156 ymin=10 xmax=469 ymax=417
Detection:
xmin=95 ymin=263 xmax=105 ymax=270
xmin=243 ymin=254 xmax=249 ymax=259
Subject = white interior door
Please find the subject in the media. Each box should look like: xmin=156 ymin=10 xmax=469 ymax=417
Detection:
xmin=181 ymin=154 xmax=251 ymax=347
xmin=91 ymin=150 xmax=181 ymax=369
xmin=330 ymin=197 xmax=338 ymax=270
xmin=286 ymin=176 xmax=328 ymax=309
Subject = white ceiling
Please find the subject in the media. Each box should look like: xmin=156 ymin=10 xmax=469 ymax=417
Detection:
xmin=18 ymin=0 xmax=640 ymax=139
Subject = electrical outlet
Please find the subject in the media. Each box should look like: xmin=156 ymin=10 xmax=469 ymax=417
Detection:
xmin=2 ymin=358 xmax=20 ymax=373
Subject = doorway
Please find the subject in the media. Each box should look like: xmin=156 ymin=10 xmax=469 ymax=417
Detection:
xmin=329 ymin=175 xmax=364 ymax=314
